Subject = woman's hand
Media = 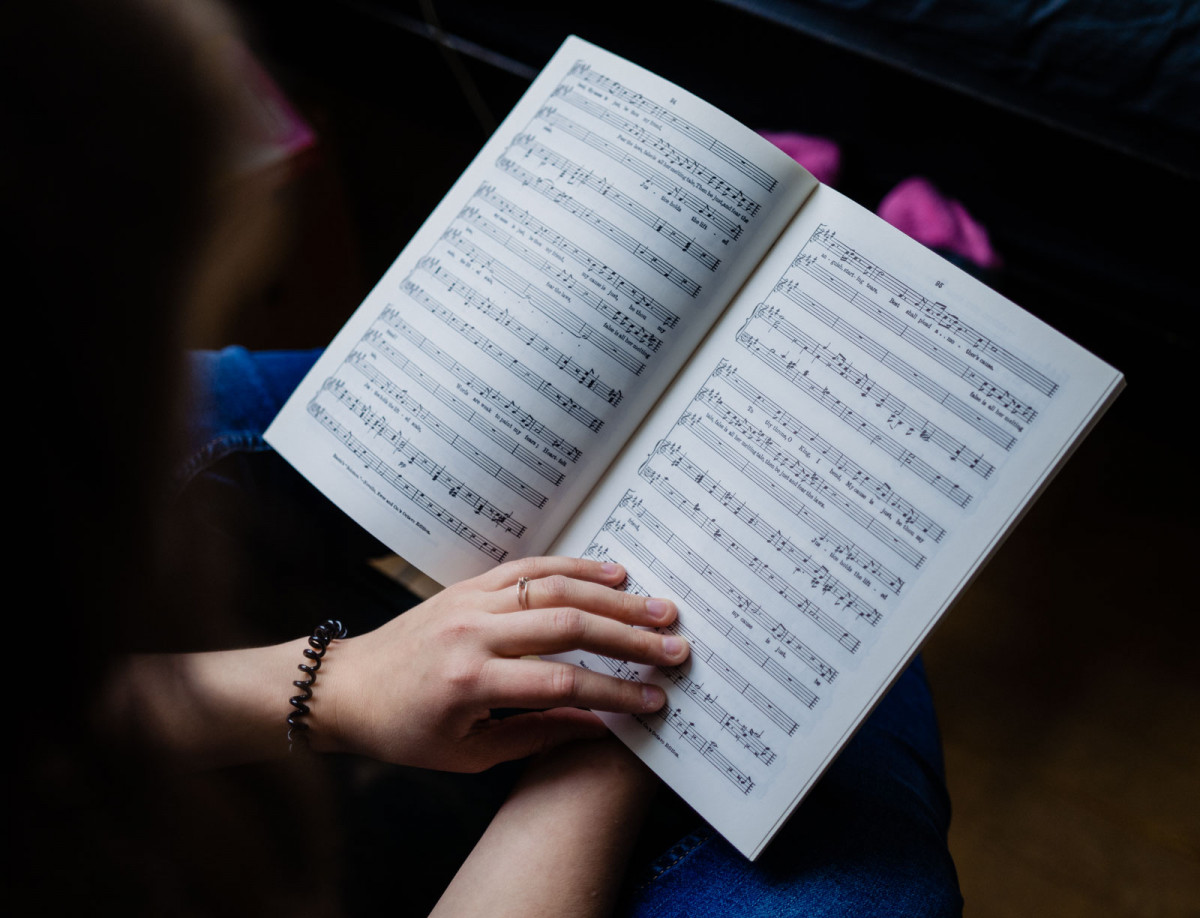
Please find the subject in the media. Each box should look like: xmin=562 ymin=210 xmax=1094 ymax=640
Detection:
xmin=310 ymin=556 xmax=687 ymax=772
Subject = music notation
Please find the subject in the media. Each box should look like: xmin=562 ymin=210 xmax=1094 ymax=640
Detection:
xmin=459 ymin=204 xmax=665 ymax=353
xmin=753 ymin=302 xmax=1014 ymax=453
xmin=396 ymin=285 xmax=608 ymax=431
xmin=596 ymin=651 xmax=778 ymax=766
xmin=321 ymin=379 xmax=527 ymax=538
xmin=598 ymin=523 xmax=819 ymax=714
xmin=379 ymin=310 xmax=589 ymax=455
xmin=497 ymin=156 xmax=702 ymax=298
xmin=570 ymin=63 xmax=779 ymax=193
xmin=423 ymin=249 xmax=631 ymax=397
xmin=511 ymin=133 xmax=722 ymax=273
xmin=474 ymin=185 xmax=680 ymax=329
xmin=652 ymin=439 xmax=883 ymax=625
xmin=616 ymin=494 xmax=839 ymax=684
xmin=735 ymin=336 xmax=976 ymax=507
xmin=583 ymin=544 xmax=801 ymax=736
xmin=743 ymin=321 xmax=996 ymax=478
xmin=534 ymin=106 xmax=744 ymax=238
xmin=710 ymin=363 xmax=947 ymax=544
xmin=354 ymin=336 xmax=567 ymax=486
xmin=771 ymin=279 xmax=1036 ymax=432
xmin=577 ymin=649 xmax=755 ymax=793
xmin=655 ymin=704 xmax=755 ymax=794
xmin=669 ymin=618 xmax=803 ymax=735
xmin=679 ymin=403 xmax=916 ymax=581
xmin=551 ymin=91 xmax=766 ymax=218
xmin=637 ymin=464 xmax=863 ymax=653
xmin=810 ymin=227 xmax=1059 ymax=397
xmin=335 ymin=364 xmax=548 ymax=509
xmin=306 ymin=402 xmax=508 ymax=563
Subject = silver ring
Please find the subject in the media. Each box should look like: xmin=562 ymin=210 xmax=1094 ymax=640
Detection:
xmin=517 ymin=576 xmax=531 ymax=610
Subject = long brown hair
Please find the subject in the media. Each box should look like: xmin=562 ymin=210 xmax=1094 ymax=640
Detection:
xmin=6 ymin=1 xmax=338 ymax=910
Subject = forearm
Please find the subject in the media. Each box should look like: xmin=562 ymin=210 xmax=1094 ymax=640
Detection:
xmin=431 ymin=739 xmax=657 ymax=918
xmin=107 ymin=638 xmax=313 ymax=768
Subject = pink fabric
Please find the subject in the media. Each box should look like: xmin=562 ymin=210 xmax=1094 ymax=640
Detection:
xmin=759 ymin=131 xmax=842 ymax=187
xmin=877 ymin=177 xmax=1001 ymax=269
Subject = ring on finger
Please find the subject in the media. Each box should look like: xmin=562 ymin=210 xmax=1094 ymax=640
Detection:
xmin=517 ymin=576 xmax=531 ymax=610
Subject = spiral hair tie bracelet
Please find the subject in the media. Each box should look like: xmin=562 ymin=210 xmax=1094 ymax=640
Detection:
xmin=287 ymin=619 xmax=349 ymax=753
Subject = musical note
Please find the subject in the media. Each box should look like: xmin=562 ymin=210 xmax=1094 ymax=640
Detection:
xmin=816 ymin=228 xmax=1060 ymax=396
xmin=770 ymin=281 xmax=1036 ymax=432
xmin=459 ymin=203 xmax=666 ymax=358
xmin=585 ymin=538 xmax=804 ymax=732
xmin=340 ymin=357 xmax=549 ymax=508
xmin=655 ymin=439 xmax=883 ymax=625
xmin=305 ymin=401 xmax=508 ymax=562
xmin=320 ymin=379 xmax=528 ymax=538
xmin=531 ymin=108 xmax=745 ymax=238
xmin=573 ymin=66 xmax=779 ymax=192
xmin=637 ymin=464 xmax=862 ymax=653
xmin=356 ymin=332 xmax=569 ymax=485
xmin=742 ymin=307 xmax=998 ymax=475
xmin=395 ymin=285 xmax=607 ymax=433
xmin=473 ymin=185 xmax=681 ymax=328
xmin=678 ymin=401 xmax=917 ymax=578
xmin=509 ymin=133 xmax=722 ymax=272
xmin=420 ymin=253 xmax=630 ymax=399
xmin=735 ymin=333 xmax=975 ymax=508
xmin=496 ymin=156 xmax=702 ymax=298
xmin=708 ymin=363 xmax=947 ymax=545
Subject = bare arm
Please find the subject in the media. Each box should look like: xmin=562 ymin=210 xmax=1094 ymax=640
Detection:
xmin=106 ymin=557 xmax=689 ymax=772
xmin=430 ymin=738 xmax=657 ymax=918
xmin=108 ymin=639 xmax=309 ymax=768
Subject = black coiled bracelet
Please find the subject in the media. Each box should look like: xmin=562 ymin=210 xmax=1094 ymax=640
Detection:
xmin=287 ymin=619 xmax=349 ymax=753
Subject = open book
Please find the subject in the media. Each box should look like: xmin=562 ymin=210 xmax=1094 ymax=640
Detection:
xmin=265 ymin=37 xmax=1123 ymax=859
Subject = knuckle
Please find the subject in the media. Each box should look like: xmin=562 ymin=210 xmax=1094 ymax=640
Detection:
xmin=639 ymin=628 xmax=662 ymax=658
xmin=621 ymin=591 xmax=645 ymax=619
xmin=540 ymin=574 xmax=573 ymax=605
xmin=445 ymin=659 xmax=480 ymax=693
xmin=551 ymin=606 xmax=587 ymax=642
xmin=436 ymin=617 xmax=479 ymax=647
xmin=563 ymin=556 xmax=591 ymax=579
xmin=549 ymin=663 xmax=581 ymax=703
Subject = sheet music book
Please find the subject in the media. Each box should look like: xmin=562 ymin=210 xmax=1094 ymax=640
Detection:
xmin=265 ymin=36 xmax=1123 ymax=859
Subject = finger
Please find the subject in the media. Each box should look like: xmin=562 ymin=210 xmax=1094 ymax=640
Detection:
xmin=476 ymin=556 xmax=625 ymax=592
xmin=489 ymin=608 xmax=689 ymax=665
xmin=514 ymin=575 xmax=675 ymax=626
xmin=461 ymin=708 xmax=608 ymax=769
xmin=477 ymin=658 xmax=667 ymax=714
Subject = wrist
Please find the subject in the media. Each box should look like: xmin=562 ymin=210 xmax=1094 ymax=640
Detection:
xmin=288 ymin=630 xmax=355 ymax=757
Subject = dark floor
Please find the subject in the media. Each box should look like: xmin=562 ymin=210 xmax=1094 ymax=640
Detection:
xmin=219 ymin=4 xmax=1200 ymax=913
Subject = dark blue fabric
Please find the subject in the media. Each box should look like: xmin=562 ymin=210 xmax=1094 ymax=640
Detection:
xmin=625 ymin=657 xmax=961 ymax=916
xmin=183 ymin=346 xmax=962 ymax=916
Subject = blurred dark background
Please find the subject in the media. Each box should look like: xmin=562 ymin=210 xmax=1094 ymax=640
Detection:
xmin=219 ymin=2 xmax=1199 ymax=913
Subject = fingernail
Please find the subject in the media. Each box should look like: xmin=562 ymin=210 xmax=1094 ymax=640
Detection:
xmin=646 ymin=598 xmax=672 ymax=620
xmin=600 ymin=562 xmax=622 ymax=576
xmin=662 ymin=636 xmax=685 ymax=657
xmin=641 ymin=685 xmax=665 ymax=710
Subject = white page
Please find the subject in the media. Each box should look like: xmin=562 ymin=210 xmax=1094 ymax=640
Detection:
xmin=550 ymin=184 xmax=1123 ymax=858
xmin=266 ymin=37 xmax=815 ymax=586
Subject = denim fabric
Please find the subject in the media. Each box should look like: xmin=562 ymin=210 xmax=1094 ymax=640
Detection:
xmin=180 ymin=346 xmax=324 ymax=486
xmin=184 ymin=346 xmax=963 ymax=917
xmin=624 ymin=658 xmax=961 ymax=916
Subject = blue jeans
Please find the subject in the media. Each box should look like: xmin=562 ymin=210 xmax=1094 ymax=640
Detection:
xmin=184 ymin=346 xmax=962 ymax=917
